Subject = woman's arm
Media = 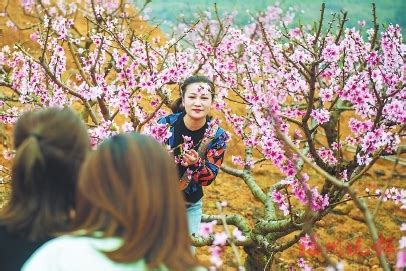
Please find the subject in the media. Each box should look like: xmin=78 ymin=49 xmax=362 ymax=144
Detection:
xmin=188 ymin=131 xmax=228 ymax=186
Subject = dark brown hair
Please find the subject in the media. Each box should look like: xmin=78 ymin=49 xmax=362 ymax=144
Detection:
xmin=73 ymin=133 xmax=198 ymax=270
xmin=171 ymin=75 xmax=215 ymax=113
xmin=0 ymin=108 xmax=90 ymax=241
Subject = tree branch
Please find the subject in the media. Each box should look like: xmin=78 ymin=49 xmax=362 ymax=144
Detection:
xmin=272 ymin=117 xmax=390 ymax=271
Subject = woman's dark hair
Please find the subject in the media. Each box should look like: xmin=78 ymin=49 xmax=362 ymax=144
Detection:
xmin=171 ymin=75 xmax=215 ymax=113
xmin=72 ymin=133 xmax=199 ymax=270
xmin=0 ymin=108 xmax=90 ymax=242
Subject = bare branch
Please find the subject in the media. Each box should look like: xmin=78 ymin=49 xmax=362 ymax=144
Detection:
xmin=313 ymin=3 xmax=326 ymax=47
xmin=370 ymin=3 xmax=379 ymax=51
xmin=335 ymin=11 xmax=348 ymax=44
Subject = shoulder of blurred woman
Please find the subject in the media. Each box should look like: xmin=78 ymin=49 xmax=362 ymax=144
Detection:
xmin=21 ymin=235 xmax=149 ymax=271
xmin=193 ymin=266 xmax=208 ymax=271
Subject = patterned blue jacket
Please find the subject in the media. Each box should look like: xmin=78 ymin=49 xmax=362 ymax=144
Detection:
xmin=158 ymin=112 xmax=228 ymax=196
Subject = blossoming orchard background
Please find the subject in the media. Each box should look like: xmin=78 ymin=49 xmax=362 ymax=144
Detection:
xmin=139 ymin=0 xmax=406 ymax=36
xmin=0 ymin=0 xmax=405 ymax=270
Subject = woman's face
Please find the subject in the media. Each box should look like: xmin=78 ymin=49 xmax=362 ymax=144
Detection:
xmin=183 ymin=82 xmax=213 ymax=121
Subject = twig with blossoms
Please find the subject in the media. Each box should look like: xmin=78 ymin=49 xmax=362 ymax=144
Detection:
xmin=215 ymin=201 xmax=244 ymax=269
xmin=193 ymin=213 xmax=252 ymax=246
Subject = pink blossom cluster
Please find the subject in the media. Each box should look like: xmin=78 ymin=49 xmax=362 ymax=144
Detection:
xmin=88 ymin=120 xmax=118 ymax=147
xmin=299 ymin=234 xmax=315 ymax=250
xmin=175 ymin=135 xmax=194 ymax=167
xmin=348 ymin=118 xmax=373 ymax=135
xmin=204 ymin=119 xmax=221 ymax=138
xmin=397 ymin=224 xmax=406 ymax=269
xmin=272 ymin=190 xmax=290 ymax=216
xmin=310 ymin=108 xmax=330 ymax=125
xmin=316 ymin=147 xmax=337 ymax=166
xmin=357 ymin=127 xmax=400 ymax=165
xmin=0 ymin=107 xmax=22 ymax=124
xmin=143 ymin=123 xmax=172 ymax=145
xmin=297 ymin=257 xmax=312 ymax=271
xmin=275 ymin=173 xmax=330 ymax=214
xmin=322 ymin=37 xmax=340 ymax=63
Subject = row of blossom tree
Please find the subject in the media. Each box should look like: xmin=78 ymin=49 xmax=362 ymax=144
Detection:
xmin=0 ymin=0 xmax=405 ymax=269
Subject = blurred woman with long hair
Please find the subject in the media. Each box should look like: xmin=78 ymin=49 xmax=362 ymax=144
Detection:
xmin=159 ymin=75 xmax=228 ymax=238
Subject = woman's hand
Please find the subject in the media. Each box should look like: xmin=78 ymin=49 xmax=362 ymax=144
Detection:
xmin=182 ymin=150 xmax=199 ymax=166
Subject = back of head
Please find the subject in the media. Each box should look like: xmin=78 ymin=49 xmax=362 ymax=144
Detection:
xmin=0 ymin=107 xmax=90 ymax=241
xmin=74 ymin=133 xmax=198 ymax=270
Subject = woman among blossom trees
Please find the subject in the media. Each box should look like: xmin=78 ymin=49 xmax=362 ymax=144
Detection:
xmin=158 ymin=75 xmax=228 ymax=238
